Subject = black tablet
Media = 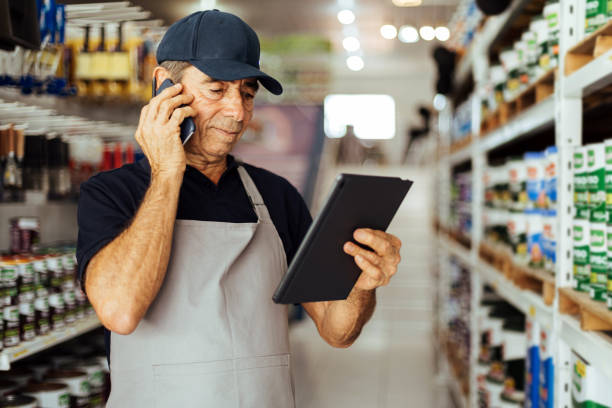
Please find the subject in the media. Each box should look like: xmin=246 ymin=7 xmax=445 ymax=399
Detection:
xmin=272 ymin=173 xmax=413 ymax=304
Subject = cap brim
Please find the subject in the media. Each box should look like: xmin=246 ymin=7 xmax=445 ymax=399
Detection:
xmin=190 ymin=58 xmax=283 ymax=95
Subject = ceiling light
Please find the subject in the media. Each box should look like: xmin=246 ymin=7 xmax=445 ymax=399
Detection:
xmin=337 ymin=9 xmax=355 ymax=25
xmin=346 ymin=56 xmax=364 ymax=71
xmin=343 ymin=36 xmax=361 ymax=52
xmin=419 ymin=26 xmax=435 ymax=41
xmin=392 ymin=0 xmax=422 ymax=6
xmin=433 ymin=93 xmax=447 ymax=111
xmin=435 ymin=26 xmax=450 ymax=42
xmin=380 ymin=24 xmax=398 ymax=39
xmin=398 ymin=25 xmax=419 ymax=43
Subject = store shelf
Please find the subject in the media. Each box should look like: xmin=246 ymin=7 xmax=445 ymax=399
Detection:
xmin=565 ymin=48 xmax=612 ymax=98
xmin=560 ymin=314 xmax=612 ymax=381
xmin=476 ymin=261 xmax=553 ymax=328
xmin=439 ymin=235 xmax=472 ymax=267
xmin=453 ymin=0 xmax=533 ymax=87
xmin=447 ymin=367 xmax=468 ymax=408
xmin=0 ymin=314 xmax=101 ymax=370
xmin=479 ymin=97 xmax=555 ymax=152
xmin=448 ymin=144 xmax=472 ymax=166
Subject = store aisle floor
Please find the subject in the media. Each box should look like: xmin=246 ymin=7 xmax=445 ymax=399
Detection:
xmin=290 ymin=167 xmax=437 ymax=408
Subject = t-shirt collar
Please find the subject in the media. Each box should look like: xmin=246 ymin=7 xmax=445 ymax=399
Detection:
xmin=137 ymin=154 xmax=239 ymax=174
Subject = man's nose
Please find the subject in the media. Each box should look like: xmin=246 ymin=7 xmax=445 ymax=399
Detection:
xmin=223 ymin=89 xmax=246 ymax=122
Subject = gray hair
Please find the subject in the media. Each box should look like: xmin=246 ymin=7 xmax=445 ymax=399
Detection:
xmin=159 ymin=60 xmax=191 ymax=82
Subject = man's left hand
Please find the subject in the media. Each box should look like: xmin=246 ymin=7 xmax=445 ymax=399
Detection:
xmin=343 ymin=228 xmax=402 ymax=291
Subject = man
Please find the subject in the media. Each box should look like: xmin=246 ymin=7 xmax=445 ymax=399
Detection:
xmin=77 ymin=10 xmax=402 ymax=407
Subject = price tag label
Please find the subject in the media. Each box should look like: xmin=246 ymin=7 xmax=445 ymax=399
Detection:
xmin=529 ymin=305 xmax=536 ymax=317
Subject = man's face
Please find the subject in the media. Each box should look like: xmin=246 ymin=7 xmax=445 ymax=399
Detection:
xmin=179 ymin=65 xmax=258 ymax=160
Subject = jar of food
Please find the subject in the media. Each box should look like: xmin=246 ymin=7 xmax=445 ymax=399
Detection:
xmin=21 ymin=382 xmax=71 ymax=408
xmin=0 ymin=395 xmax=37 ymax=408
xmin=44 ymin=370 xmax=90 ymax=408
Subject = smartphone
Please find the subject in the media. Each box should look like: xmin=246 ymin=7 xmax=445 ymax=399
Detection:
xmin=152 ymin=78 xmax=196 ymax=145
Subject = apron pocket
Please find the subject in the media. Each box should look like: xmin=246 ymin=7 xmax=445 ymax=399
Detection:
xmin=151 ymin=355 xmax=294 ymax=408
xmin=236 ymin=354 xmax=295 ymax=408
xmin=152 ymin=360 xmax=237 ymax=408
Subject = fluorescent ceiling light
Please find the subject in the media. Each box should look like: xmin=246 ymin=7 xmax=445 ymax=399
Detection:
xmin=435 ymin=26 xmax=450 ymax=42
xmin=380 ymin=25 xmax=398 ymax=39
xmin=398 ymin=25 xmax=419 ymax=43
xmin=346 ymin=55 xmax=364 ymax=71
xmin=343 ymin=36 xmax=361 ymax=52
xmin=392 ymin=0 xmax=422 ymax=6
xmin=419 ymin=26 xmax=436 ymax=41
xmin=337 ymin=9 xmax=356 ymax=25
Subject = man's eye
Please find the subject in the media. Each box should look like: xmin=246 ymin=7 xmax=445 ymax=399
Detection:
xmin=210 ymin=89 xmax=222 ymax=93
xmin=245 ymin=93 xmax=255 ymax=99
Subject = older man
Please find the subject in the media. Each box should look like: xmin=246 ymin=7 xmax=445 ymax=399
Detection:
xmin=77 ymin=9 xmax=401 ymax=407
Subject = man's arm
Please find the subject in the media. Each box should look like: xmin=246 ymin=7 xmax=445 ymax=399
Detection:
xmin=85 ymin=81 xmax=195 ymax=335
xmin=302 ymin=228 xmax=401 ymax=348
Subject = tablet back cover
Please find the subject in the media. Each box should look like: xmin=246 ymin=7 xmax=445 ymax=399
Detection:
xmin=273 ymin=174 xmax=413 ymax=304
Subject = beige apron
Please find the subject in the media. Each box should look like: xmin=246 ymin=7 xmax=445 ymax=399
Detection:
xmin=107 ymin=166 xmax=295 ymax=407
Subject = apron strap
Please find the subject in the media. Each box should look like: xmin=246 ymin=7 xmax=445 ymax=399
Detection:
xmin=237 ymin=165 xmax=272 ymax=222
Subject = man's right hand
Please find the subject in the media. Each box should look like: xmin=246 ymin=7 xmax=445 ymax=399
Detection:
xmin=135 ymin=82 xmax=196 ymax=176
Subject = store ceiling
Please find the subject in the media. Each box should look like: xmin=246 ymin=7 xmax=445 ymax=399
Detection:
xmin=61 ymin=0 xmax=459 ymax=57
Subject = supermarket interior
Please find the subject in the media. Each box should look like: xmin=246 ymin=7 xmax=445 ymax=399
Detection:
xmin=3 ymin=0 xmax=612 ymax=407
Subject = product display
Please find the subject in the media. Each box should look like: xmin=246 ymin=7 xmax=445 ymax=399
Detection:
xmin=571 ymin=352 xmax=612 ymax=407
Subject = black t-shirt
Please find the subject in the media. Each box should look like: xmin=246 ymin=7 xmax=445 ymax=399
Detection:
xmin=76 ymin=154 xmax=312 ymax=361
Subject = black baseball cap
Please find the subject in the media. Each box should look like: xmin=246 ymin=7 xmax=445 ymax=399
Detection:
xmin=156 ymin=9 xmax=283 ymax=95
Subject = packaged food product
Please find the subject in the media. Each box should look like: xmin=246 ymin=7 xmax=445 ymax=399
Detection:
xmin=526 ymin=209 xmax=544 ymax=268
xmin=508 ymin=211 xmax=528 ymax=263
xmin=586 ymin=0 xmax=608 ymax=34
xmin=545 ymin=146 xmax=558 ymax=208
xmin=500 ymin=48 xmax=521 ymax=101
xmin=525 ymin=151 xmax=546 ymax=209
xmin=574 ymin=146 xmax=589 ymax=207
xmin=9 ymin=217 xmax=40 ymax=255
xmin=543 ymin=210 xmax=557 ymax=273
xmin=608 ymin=222 xmax=612 ymax=310
xmin=525 ymin=318 xmax=540 ymax=408
xmin=0 ymin=395 xmax=37 ymax=408
xmin=571 ymin=352 xmax=612 ymax=407
xmin=539 ymin=326 xmax=554 ymax=408
xmin=588 ymin=143 xmax=608 ymax=301
xmin=21 ymin=382 xmax=71 ymax=408
xmin=574 ymin=218 xmax=591 ymax=292
xmin=44 ymin=370 xmax=91 ymax=408
xmin=509 ymin=159 xmax=528 ymax=211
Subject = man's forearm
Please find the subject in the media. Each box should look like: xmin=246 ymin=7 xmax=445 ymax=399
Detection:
xmin=316 ymin=288 xmax=376 ymax=348
xmin=85 ymin=171 xmax=183 ymax=334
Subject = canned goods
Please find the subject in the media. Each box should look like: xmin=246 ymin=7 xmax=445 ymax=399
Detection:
xmin=3 ymin=305 xmax=20 ymax=348
xmin=46 ymin=257 xmax=64 ymax=291
xmin=9 ymin=217 xmax=39 ymax=255
xmin=19 ymin=301 xmax=35 ymax=342
xmin=0 ymin=395 xmax=37 ymax=408
xmin=21 ymin=382 xmax=71 ymax=408
xmin=48 ymin=293 xmax=65 ymax=331
xmin=34 ymin=290 xmax=50 ymax=336
xmin=32 ymin=256 xmax=49 ymax=289
xmin=63 ymin=361 xmax=105 ymax=408
xmin=44 ymin=370 xmax=90 ymax=408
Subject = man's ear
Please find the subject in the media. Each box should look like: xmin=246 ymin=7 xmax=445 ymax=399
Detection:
xmin=152 ymin=66 xmax=172 ymax=92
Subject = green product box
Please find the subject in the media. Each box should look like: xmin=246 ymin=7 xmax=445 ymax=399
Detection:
xmin=572 ymin=352 xmax=612 ymax=407
xmin=575 ymin=147 xmax=588 ymax=206
xmin=588 ymin=144 xmax=607 ymax=300
xmin=608 ymin=220 xmax=612 ymax=310
xmin=574 ymin=218 xmax=592 ymax=292
xmin=586 ymin=0 xmax=608 ymax=34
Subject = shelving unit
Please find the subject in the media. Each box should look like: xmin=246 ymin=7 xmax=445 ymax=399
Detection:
xmin=436 ymin=1 xmax=612 ymax=406
xmin=0 ymin=315 xmax=101 ymax=371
